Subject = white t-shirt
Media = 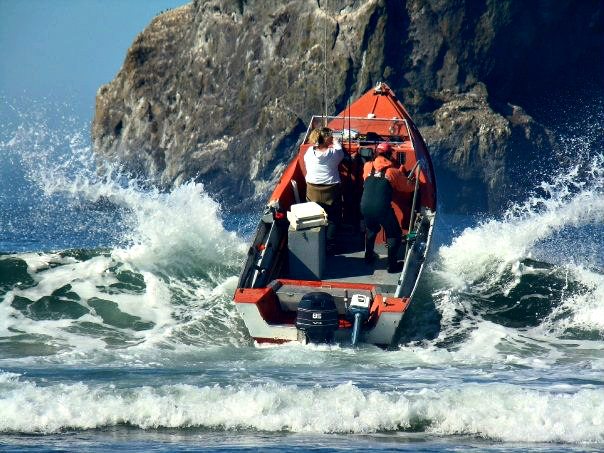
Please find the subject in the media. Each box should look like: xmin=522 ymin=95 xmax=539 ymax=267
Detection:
xmin=304 ymin=140 xmax=344 ymax=184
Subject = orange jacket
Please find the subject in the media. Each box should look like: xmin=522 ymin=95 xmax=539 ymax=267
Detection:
xmin=362 ymin=156 xmax=413 ymax=193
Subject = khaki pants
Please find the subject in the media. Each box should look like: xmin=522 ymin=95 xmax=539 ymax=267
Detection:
xmin=306 ymin=183 xmax=342 ymax=248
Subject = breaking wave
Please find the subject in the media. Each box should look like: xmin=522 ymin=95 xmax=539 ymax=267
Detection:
xmin=0 ymin=371 xmax=602 ymax=443
xmin=0 ymin=97 xmax=250 ymax=360
xmin=429 ymin=119 xmax=604 ymax=353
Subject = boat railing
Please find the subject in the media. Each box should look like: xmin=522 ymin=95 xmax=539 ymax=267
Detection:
xmin=304 ymin=115 xmax=411 ymax=145
xmin=403 ymin=119 xmax=415 ymax=150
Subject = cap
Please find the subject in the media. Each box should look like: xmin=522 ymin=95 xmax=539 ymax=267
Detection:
xmin=376 ymin=142 xmax=393 ymax=155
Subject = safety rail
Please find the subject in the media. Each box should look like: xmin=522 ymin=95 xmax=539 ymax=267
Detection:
xmin=304 ymin=115 xmax=411 ymax=144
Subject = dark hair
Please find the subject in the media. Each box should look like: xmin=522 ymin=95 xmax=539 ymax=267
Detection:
xmin=316 ymin=127 xmax=332 ymax=146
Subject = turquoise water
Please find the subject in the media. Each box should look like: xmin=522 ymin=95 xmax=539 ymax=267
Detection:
xmin=0 ymin=97 xmax=603 ymax=451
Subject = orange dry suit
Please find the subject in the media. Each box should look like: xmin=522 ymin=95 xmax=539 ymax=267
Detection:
xmin=360 ymin=156 xmax=411 ymax=270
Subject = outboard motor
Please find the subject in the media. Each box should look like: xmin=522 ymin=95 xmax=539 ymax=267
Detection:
xmin=296 ymin=292 xmax=338 ymax=343
xmin=347 ymin=294 xmax=371 ymax=346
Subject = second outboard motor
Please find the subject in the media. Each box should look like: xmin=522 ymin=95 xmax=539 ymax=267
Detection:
xmin=347 ymin=294 xmax=371 ymax=346
xmin=296 ymin=292 xmax=338 ymax=343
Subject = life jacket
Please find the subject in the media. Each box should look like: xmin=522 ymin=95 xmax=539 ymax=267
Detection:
xmin=360 ymin=165 xmax=393 ymax=218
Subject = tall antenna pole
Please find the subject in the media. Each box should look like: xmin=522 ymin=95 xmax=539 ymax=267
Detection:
xmin=323 ymin=3 xmax=328 ymax=126
xmin=348 ymin=94 xmax=351 ymax=149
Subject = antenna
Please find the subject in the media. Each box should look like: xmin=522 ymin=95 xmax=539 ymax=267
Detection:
xmin=348 ymin=92 xmax=351 ymax=149
xmin=323 ymin=4 xmax=328 ymax=126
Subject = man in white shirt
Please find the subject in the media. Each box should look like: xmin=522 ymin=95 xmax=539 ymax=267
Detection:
xmin=304 ymin=127 xmax=344 ymax=254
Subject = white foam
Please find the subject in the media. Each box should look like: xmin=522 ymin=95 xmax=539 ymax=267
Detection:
xmin=542 ymin=265 xmax=604 ymax=333
xmin=438 ymin=193 xmax=604 ymax=291
xmin=432 ymin=153 xmax=604 ymax=345
xmin=108 ymin=181 xmax=247 ymax=275
xmin=1 ymin=106 xmax=251 ymax=356
xmin=437 ymin=155 xmax=604 ymax=291
xmin=0 ymin=248 xmax=246 ymax=359
xmin=0 ymin=178 xmax=248 ymax=356
xmin=2 ymin=100 xmax=247 ymax=274
xmin=0 ymin=372 xmax=602 ymax=442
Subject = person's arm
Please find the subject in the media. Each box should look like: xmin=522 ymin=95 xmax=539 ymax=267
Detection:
xmin=330 ymin=138 xmax=345 ymax=164
xmin=386 ymin=167 xmax=414 ymax=193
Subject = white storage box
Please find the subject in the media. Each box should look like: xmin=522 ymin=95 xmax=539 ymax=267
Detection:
xmin=287 ymin=202 xmax=328 ymax=230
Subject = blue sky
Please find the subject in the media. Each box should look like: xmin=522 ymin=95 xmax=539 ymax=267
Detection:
xmin=0 ymin=0 xmax=189 ymax=116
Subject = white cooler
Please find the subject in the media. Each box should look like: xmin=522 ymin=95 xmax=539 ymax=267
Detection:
xmin=286 ymin=202 xmax=328 ymax=230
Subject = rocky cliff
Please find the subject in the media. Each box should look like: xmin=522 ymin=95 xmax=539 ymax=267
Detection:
xmin=92 ymin=0 xmax=603 ymax=212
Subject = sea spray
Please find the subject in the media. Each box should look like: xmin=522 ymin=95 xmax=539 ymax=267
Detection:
xmin=0 ymin=99 xmax=250 ymax=357
xmin=431 ymin=151 xmax=604 ymax=343
xmin=438 ymin=154 xmax=604 ymax=290
xmin=0 ymin=98 xmax=127 ymax=251
xmin=3 ymin=99 xmax=248 ymax=273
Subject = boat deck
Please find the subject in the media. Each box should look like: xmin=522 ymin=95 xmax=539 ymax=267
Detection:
xmin=322 ymin=226 xmax=401 ymax=293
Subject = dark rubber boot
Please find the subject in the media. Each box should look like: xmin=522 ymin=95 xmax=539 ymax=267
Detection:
xmin=386 ymin=238 xmax=403 ymax=273
xmin=364 ymin=234 xmax=378 ymax=264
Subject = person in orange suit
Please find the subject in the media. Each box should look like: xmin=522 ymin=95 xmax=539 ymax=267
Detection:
xmin=360 ymin=142 xmax=411 ymax=273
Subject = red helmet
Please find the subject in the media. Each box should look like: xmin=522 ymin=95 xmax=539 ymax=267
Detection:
xmin=376 ymin=142 xmax=393 ymax=155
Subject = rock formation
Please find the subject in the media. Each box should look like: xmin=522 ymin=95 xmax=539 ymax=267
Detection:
xmin=93 ymin=0 xmax=603 ymax=212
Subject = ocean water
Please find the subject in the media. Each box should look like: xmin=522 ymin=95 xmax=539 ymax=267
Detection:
xmin=0 ymin=96 xmax=603 ymax=452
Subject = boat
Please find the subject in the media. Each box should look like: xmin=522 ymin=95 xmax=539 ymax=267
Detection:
xmin=233 ymin=82 xmax=437 ymax=347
